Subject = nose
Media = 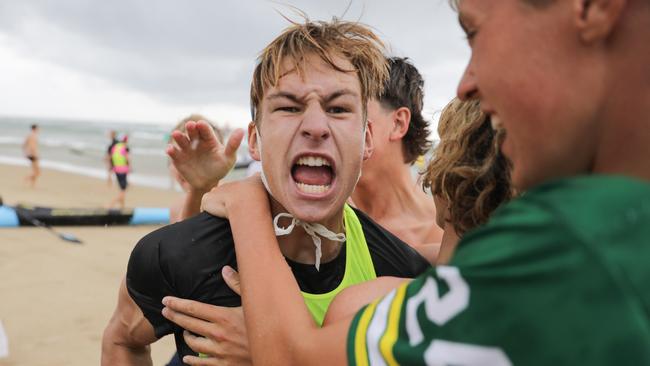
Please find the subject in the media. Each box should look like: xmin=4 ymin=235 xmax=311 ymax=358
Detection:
xmin=457 ymin=61 xmax=478 ymax=101
xmin=300 ymin=105 xmax=330 ymax=141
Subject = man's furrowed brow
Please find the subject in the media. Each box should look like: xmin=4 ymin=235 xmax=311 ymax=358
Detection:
xmin=266 ymin=92 xmax=301 ymax=103
xmin=267 ymin=89 xmax=359 ymax=103
xmin=325 ymin=89 xmax=359 ymax=103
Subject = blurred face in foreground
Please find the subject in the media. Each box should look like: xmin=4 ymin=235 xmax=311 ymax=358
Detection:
xmin=249 ymin=52 xmax=372 ymax=224
xmin=456 ymin=0 xmax=609 ymax=190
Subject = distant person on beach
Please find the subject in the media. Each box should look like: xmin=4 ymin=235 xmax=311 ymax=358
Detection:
xmin=23 ymin=124 xmax=40 ymax=188
xmin=106 ymin=134 xmax=130 ymax=210
xmin=105 ymin=130 xmax=118 ymax=187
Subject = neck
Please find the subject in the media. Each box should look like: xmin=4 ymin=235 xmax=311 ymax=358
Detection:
xmin=593 ymin=41 xmax=650 ymax=181
xmin=269 ymin=197 xmax=345 ymax=264
xmin=436 ymin=223 xmax=460 ymax=265
xmin=352 ymin=154 xmax=431 ymax=221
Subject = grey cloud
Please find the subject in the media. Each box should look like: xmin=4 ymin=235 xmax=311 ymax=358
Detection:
xmin=0 ymin=0 xmax=468 ymax=109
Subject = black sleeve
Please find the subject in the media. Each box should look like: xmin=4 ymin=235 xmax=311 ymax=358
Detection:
xmin=126 ymin=212 xmax=240 ymax=339
xmin=353 ymin=207 xmax=431 ymax=278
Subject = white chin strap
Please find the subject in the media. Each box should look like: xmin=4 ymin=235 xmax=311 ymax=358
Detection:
xmin=273 ymin=213 xmax=346 ymax=271
xmin=255 ymin=126 xmax=346 ymax=271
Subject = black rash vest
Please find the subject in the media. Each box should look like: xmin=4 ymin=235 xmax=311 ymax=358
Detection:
xmin=126 ymin=207 xmax=430 ymax=359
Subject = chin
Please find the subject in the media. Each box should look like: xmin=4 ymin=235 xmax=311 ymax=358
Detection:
xmin=512 ymin=167 xmax=546 ymax=191
xmin=287 ymin=200 xmax=342 ymax=224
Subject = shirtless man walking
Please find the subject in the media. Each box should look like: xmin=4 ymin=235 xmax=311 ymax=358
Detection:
xmin=23 ymin=124 xmax=40 ymax=188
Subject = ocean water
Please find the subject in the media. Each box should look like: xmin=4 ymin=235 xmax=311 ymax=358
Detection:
xmin=0 ymin=116 xmax=250 ymax=189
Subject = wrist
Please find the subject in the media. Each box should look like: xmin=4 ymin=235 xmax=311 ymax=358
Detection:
xmin=229 ymin=190 xmax=270 ymax=215
xmin=188 ymin=186 xmax=212 ymax=196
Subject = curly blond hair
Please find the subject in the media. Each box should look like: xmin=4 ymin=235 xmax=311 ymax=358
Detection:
xmin=423 ymin=98 xmax=513 ymax=235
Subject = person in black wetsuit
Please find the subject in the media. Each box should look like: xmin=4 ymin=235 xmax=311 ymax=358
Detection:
xmin=101 ymin=19 xmax=430 ymax=366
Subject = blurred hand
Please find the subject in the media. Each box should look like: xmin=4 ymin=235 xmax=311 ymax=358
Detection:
xmin=167 ymin=121 xmax=245 ymax=193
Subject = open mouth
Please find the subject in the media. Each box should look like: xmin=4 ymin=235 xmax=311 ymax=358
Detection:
xmin=291 ymin=155 xmax=335 ymax=195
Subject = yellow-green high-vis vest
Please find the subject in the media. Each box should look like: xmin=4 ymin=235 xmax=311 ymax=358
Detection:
xmin=302 ymin=204 xmax=377 ymax=326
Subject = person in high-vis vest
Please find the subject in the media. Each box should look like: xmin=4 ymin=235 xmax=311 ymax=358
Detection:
xmin=106 ymin=134 xmax=130 ymax=210
xmin=101 ymin=19 xmax=431 ymax=366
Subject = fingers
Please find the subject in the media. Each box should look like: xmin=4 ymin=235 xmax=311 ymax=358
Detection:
xmin=183 ymin=330 xmax=223 ymax=358
xmin=196 ymin=120 xmax=221 ymax=144
xmin=185 ymin=120 xmax=200 ymax=144
xmin=222 ymin=266 xmax=241 ymax=296
xmin=162 ymin=296 xmax=221 ymax=323
xmin=182 ymin=354 xmax=222 ymax=366
xmin=201 ymin=191 xmax=228 ymax=218
xmin=166 ymin=144 xmax=178 ymax=160
xmin=224 ymin=129 xmax=245 ymax=159
xmin=171 ymin=130 xmax=191 ymax=150
xmin=162 ymin=307 xmax=216 ymax=339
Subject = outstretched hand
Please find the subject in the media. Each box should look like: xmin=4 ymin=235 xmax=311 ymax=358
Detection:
xmin=167 ymin=121 xmax=245 ymax=193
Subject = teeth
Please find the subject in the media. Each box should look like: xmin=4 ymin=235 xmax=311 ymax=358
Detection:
xmin=296 ymin=156 xmax=331 ymax=167
xmin=297 ymin=182 xmax=330 ymax=194
xmin=490 ymin=115 xmax=504 ymax=131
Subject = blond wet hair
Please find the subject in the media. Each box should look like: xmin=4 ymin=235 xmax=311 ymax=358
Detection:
xmin=249 ymin=18 xmax=389 ymax=124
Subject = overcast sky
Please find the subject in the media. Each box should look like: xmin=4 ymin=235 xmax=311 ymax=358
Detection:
xmin=0 ymin=0 xmax=469 ymax=129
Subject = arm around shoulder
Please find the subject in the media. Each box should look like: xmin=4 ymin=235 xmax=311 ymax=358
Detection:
xmin=324 ymin=277 xmax=411 ymax=325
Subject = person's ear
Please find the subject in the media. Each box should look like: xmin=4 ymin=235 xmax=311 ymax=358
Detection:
xmin=389 ymin=107 xmax=411 ymax=141
xmin=363 ymin=121 xmax=374 ymax=161
xmin=575 ymin=0 xmax=626 ymax=43
xmin=248 ymin=122 xmax=261 ymax=161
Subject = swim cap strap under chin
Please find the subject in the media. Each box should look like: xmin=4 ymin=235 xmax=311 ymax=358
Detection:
xmin=272 ymin=213 xmax=346 ymax=271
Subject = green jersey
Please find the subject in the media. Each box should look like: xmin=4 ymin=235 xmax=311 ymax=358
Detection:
xmin=348 ymin=176 xmax=650 ymax=365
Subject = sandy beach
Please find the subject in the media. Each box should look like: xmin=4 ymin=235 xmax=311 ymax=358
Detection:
xmin=0 ymin=163 xmax=181 ymax=365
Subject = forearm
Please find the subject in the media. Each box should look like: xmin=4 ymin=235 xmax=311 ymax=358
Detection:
xmin=101 ymin=327 xmax=152 ymax=366
xmin=228 ymin=199 xmax=347 ymax=365
xmin=181 ymin=188 xmax=208 ymax=219
xmin=101 ymin=279 xmax=157 ymax=366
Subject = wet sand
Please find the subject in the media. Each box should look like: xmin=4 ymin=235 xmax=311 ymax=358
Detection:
xmin=0 ymin=163 xmax=181 ymax=366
